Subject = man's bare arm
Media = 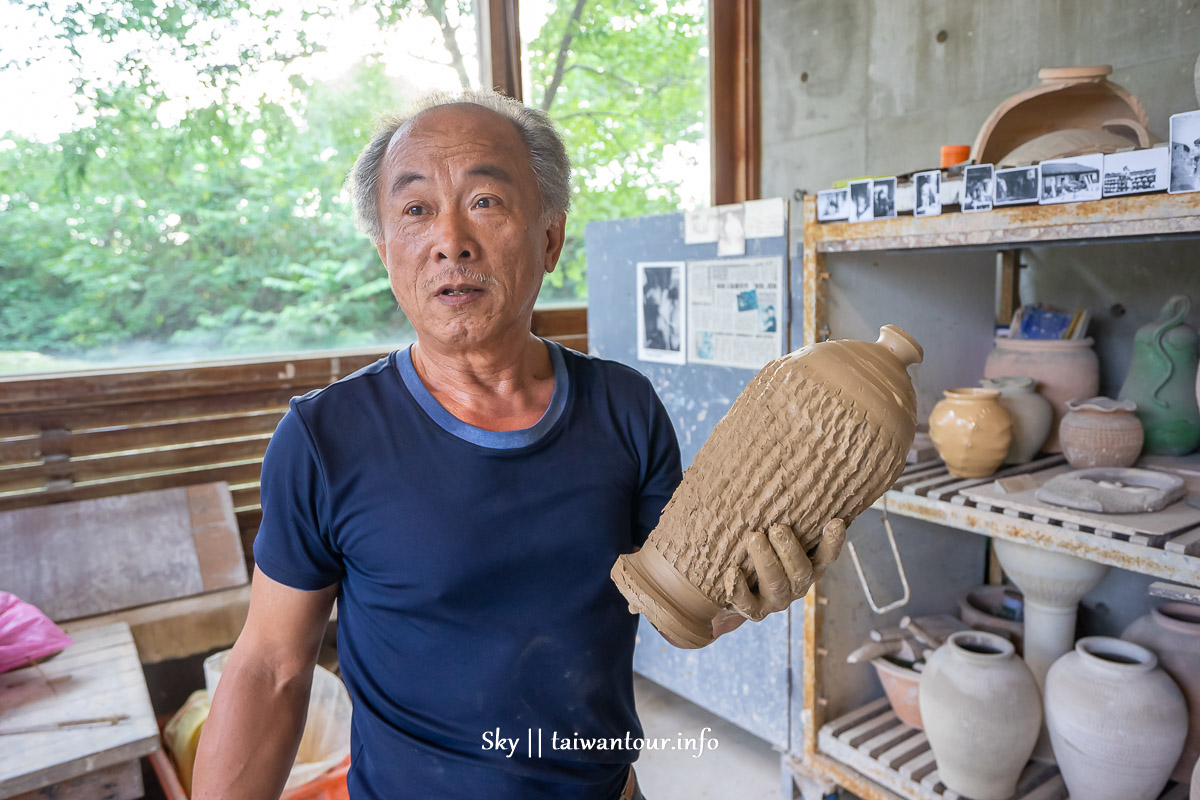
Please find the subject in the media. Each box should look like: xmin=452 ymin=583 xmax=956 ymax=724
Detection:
xmin=192 ymin=566 xmax=339 ymax=799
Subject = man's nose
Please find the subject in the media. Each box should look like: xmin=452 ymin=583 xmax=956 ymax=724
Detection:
xmin=430 ymin=209 xmax=477 ymax=262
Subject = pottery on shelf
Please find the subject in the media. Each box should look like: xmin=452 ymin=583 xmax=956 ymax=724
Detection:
xmin=1118 ymin=295 xmax=1200 ymax=456
xmin=997 ymin=125 xmax=1153 ymax=168
xmin=1123 ymin=602 xmax=1200 ymax=784
xmin=980 ymin=377 xmax=1054 ymax=464
xmin=984 ymin=336 xmax=1100 ymax=453
xmin=1193 ymin=755 xmax=1199 ymax=800
xmin=992 ymin=538 xmax=1110 ymax=687
xmin=928 ymin=388 xmax=1013 ymax=478
xmin=919 ymin=631 xmax=1042 ymax=800
xmin=611 ymin=326 xmax=922 ymax=648
xmin=1045 ymin=637 xmax=1187 ymax=800
xmin=971 ymin=65 xmax=1155 ymax=166
xmin=958 ymin=585 xmax=1025 ymax=654
xmin=1035 ymin=466 xmax=1185 ymax=514
xmin=1059 ymin=396 xmax=1144 ymax=468
xmin=871 ymin=657 xmax=923 ymax=730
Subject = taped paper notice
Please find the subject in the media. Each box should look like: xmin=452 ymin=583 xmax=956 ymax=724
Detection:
xmin=687 ymin=256 xmax=785 ymax=370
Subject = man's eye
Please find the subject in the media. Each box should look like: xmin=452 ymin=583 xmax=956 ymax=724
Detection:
xmin=405 ymin=204 xmax=426 ymax=216
xmin=474 ymin=197 xmax=495 ymax=209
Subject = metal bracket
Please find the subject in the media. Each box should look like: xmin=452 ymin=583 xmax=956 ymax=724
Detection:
xmin=847 ymin=497 xmax=911 ymax=614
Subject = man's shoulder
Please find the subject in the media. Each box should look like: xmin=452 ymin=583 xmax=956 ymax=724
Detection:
xmin=558 ymin=344 xmax=654 ymax=396
xmin=290 ymin=351 xmax=401 ymax=421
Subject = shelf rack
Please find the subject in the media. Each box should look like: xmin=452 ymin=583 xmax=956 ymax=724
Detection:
xmin=796 ymin=192 xmax=1200 ymax=800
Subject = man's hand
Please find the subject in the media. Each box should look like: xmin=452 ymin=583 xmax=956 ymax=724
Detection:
xmin=719 ymin=518 xmax=847 ymax=626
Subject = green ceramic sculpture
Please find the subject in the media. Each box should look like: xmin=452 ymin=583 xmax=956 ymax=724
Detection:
xmin=1118 ymin=295 xmax=1200 ymax=456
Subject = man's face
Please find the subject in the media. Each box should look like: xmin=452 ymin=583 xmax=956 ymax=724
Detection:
xmin=375 ymin=104 xmax=566 ymax=351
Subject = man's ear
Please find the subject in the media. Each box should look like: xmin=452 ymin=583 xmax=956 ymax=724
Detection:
xmin=542 ymin=212 xmax=566 ymax=274
xmin=376 ymin=241 xmax=386 ymax=266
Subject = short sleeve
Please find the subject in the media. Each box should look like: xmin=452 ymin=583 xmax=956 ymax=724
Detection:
xmin=252 ymin=403 xmax=345 ymax=590
xmin=633 ymin=381 xmax=683 ymax=546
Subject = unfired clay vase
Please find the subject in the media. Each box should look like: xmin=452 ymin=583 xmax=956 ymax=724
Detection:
xmin=1045 ymin=637 xmax=1187 ymax=800
xmin=980 ymin=377 xmax=1053 ymax=464
xmin=1059 ymin=396 xmax=1144 ymax=468
xmin=992 ymin=538 xmax=1109 ymax=688
xmin=1118 ymin=295 xmax=1200 ymax=456
xmin=1192 ymin=755 xmax=1200 ymax=800
xmin=871 ymin=657 xmax=923 ymax=730
xmin=1123 ymin=603 xmax=1200 ymax=784
xmin=958 ymin=585 xmax=1025 ymax=654
xmin=971 ymin=66 xmax=1155 ymax=166
xmin=611 ymin=326 xmax=922 ymax=648
xmin=984 ymin=337 xmax=1100 ymax=453
xmin=928 ymin=388 xmax=1012 ymax=478
xmin=919 ymin=631 xmax=1041 ymax=800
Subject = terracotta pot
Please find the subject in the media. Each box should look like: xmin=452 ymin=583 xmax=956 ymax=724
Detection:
xmin=871 ymin=657 xmax=923 ymax=730
xmin=1045 ymin=637 xmax=1187 ymax=800
xmin=1059 ymin=396 xmax=1144 ymax=468
xmin=611 ymin=326 xmax=922 ymax=648
xmin=958 ymin=584 xmax=1025 ymax=654
xmin=980 ymin=377 xmax=1053 ymax=464
xmin=1123 ymin=602 xmax=1200 ymax=784
xmin=998 ymin=125 xmax=1153 ymax=168
xmin=919 ymin=631 xmax=1041 ymax=800
xmin=1118 ymin=295 xmax=1200 ymax=456
xmin=984 ymin=336 xmax=1100 ymax=452
xmin=929 ymin=388 xmax=1012 ymax=478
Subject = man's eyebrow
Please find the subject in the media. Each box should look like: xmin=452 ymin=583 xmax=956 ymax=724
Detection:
xmin=468 ymin=164 xmax=514 ymax=184
xmin=390 ymin=172 xmax=425 ymax=195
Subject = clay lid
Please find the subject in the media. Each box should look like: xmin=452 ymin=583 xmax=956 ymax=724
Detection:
xmin=1038 ymin=65 xmax=1113 ymax=82
xmin=1066 ymin=396 xmax=1137 ymax=413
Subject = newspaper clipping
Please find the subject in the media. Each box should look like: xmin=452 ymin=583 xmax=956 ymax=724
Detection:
xmin=687 ymin=256 xmax=785 ymax=370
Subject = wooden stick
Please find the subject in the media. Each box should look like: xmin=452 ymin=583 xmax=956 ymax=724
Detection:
xmin=0 ymin=714 xmax=128 ymax=735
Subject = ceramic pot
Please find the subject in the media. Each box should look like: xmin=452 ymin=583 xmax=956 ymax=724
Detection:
xmin=612 ymin=326 xmax=922 ymax=648
xmin=1059 ymin=396 xmax=1144 ymax=468
xmin=984 ymin=337 xmax=1100 ymax=452
xmin=980 ymin=377 xmax=1054 ymax=464
xmin=871 ymin=657 xmax=923 ymax=730
xmin=928 ymin=388 xmax=1012 ymax=478
xmin=1123 ymin=602 xmax=1200 ymax=784
xmin=1119 ymin=295 xmax=1200 ymax=456
xmin=958 ymin=585 xmax=1025 ymax=654
xmin=919 ymin=631 xmax=1041 ymax=800
xmin=1192 ymin=755 xmax=1199 ymax=800
xmin=1045 ymin=637 xmax=1187 ymax=800
xmin=992 ymin=538 xmax=1109 ymax=688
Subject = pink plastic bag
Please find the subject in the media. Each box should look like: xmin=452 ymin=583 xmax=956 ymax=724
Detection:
xmin=0 ymin=592 xmax=73 ymax=673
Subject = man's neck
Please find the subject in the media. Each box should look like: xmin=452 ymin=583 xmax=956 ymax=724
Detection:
xmin=410 ymin=334 xmax=556 ymax=432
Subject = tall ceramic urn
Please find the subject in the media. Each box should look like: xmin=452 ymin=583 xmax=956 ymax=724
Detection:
xmin=1118 ymin=295 xmax=1200 ymax=455
xmin=611 ymin=326 xmax=922 ymax=648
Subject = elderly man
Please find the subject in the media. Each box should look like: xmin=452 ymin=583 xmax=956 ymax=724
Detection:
xmin=193 ymin=90 xmax=826 ymax=800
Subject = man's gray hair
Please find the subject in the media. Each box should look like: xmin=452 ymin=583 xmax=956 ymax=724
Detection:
xmin=347 ymin=89 xmax=571 ymax=243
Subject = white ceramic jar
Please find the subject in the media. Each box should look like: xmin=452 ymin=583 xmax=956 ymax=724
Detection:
xmin=1044 ymin=636 xmax=1187 ymax=800
xmin=919 ymin=631 xmax=1041 ymax=800
xmin=980 ymin=376 xmax=1054 ymax=464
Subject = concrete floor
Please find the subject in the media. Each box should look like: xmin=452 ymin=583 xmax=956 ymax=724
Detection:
xmin=632 ymin=673 xmax=790 ymax=800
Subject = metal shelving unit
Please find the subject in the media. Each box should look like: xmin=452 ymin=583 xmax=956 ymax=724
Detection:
xmin=793 ymin=192 xmax=1200 ymax=800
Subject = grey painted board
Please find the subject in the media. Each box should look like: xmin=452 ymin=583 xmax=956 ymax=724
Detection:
xmin=586 ymin=209 xmax=795 ymax=747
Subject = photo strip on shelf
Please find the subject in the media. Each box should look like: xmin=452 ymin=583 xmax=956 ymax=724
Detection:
xmin=1103 ymin=147 xmax=1169 ymax=196
xmin=848 ymin=179 xmax=873 ymax=222
xmin=1169 ymin=109 xmax=1200 ymax=194
xmin=994 ymin=166 xmax=1039 ymax=206
xmin=1040 ymin=153 xmax=1103 ymax=204
xmin=914 ymin=170 xmax=941 ymax=217
xmin=962 ymin=164 xmax=995 ymax=212
xmin=872 ymin=177 xmax=897 ymax=219
xmin=817 ymin=188 xmax=850 ymax=221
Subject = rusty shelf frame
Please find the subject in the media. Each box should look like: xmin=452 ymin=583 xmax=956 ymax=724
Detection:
xmin=795 ymin=191 xmax=1200 ymax=800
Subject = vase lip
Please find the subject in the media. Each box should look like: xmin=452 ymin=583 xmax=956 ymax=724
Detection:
xmin=1151 ymin=602 xmax=1200 ymax=633
xmin=1067 ymin=395 xmax=1137 ymax=413
xmin=944 ymin=387 xmax=1001 ymax=401
xmin=980 ymin=376 xmax=1037 ymax=391
xmin=993 ymin=336 xmax=1094 ymax=348
xmin=945 ymin=630 xmax=1015 ymax=661
xmin=1076 ymin=635 xmax=1157 ymax=673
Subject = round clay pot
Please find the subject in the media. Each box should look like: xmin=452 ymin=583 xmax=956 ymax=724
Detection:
xmin=871 ymin=657 xmax=923 ymax=730
xmin=929 ymin=388 xmax=1012 ymax=478
xmin=958 ymin=584 xmax=1025 ymax=654
xmin=1059 ymin=396 xmax=1144 ymax=469
xmin=980 ymin=377 xmax=1054 ymax=464
xmin=1123 ymin=602 xmax=1200 ymax=784
xmin=919 ymin=631 xmax=1041 ymax=800
xmin=1045 ymin=637 xmax=1187 ymax=800
xmin=984 ymin=337 xmax=1100 ymax=453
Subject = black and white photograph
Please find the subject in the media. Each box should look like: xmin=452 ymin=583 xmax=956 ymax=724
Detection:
xmin=1103 ymin=148 xmax=1168 ymax=196
xmin=1169 ymin=110 xmax=1200 ymax=194
xmin=716 ymin=204 xmax=746 ymax=256
xmin=817 ymin=188 xmax=850 ymax=221
xmin=637 ymin=261 xmax=686 ymax=365
xmin=1039 ymin=153 xmax=1103 ymax=204
xmin=914 ymin=170 xmax=941 ymax=217
xmin=849 ymin=179 xmax=873 ymax=222
xmin=962 ymin=164 xmax=995 ymax=212
xmin=872 ymin=177 xmax=897 ymax=219
xmin=994 ymin=166 xmax=1039 ymax=206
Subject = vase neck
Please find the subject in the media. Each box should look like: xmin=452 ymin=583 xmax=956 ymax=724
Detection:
xmin=1152 ymin=603 xmax=1200 ymax=636
xmin=1076 ymin=636 xmax=1157 ymax=675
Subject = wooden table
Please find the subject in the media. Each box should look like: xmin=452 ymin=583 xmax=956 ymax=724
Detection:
xmin=0 ymin=622 xmax=159 ymax=799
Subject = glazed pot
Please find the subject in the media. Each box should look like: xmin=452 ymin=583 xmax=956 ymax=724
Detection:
xmin=980 ymin=377 xmax=1053 ymax=464
xmin=871 ymin=657 xmax=923 ymax=730
xmin=1045 ymin=637 xmax=1187 ymax=800
xmin=1123 ymin=602 xmax=1200 ymax=784
xmin=1059 ymin=396 xmax=1144 ymax=468
xmin=958 ymin=584 xmax=1025 ymax=654
xmin=984 ymin=337 xmax=1100 ymax=452
xmin=928 ymin=388 xmax=1012 ymax=478
xmin=919 ymin=631 xmax=1041 ymax=800
xmin=611 ymin=326 xmax=922 ymax=648
xmin=1118 ymin=295 xmax=1200 ymax=456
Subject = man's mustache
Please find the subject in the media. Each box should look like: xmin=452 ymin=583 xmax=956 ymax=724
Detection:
xmin=422 ymin=265 xmax=501 ymax=292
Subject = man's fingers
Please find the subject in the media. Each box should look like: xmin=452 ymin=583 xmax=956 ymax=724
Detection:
xmin=746 ymin=529 xmax=790 ymax=609
xmin=768 ymin=523 xmax=814 ymax=597
xmin=724 ymin=567 xmax=765 ymax=622
xmin=812 ymin=518 xmax=847 ymax=578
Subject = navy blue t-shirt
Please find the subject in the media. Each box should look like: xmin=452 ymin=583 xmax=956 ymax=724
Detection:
xmin=252 ymin=340 xmax=681 ymax=799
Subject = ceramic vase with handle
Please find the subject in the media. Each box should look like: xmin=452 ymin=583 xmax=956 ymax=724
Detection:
xmin=919 ymin=631 xmax=1042 ymax=800
xmin=1118 ymin=295 xmax=1200 ymax=456
xmin=1059 ymin=396 xmax=1144 ymax=468
xmin=1044 ymin=636 xmax=1187 ymax=800
xmin=928 ymin=388 xmax=1013 ymax=478
xmin=984 ymin=337 xmax=1100 ymax=452
xmin=1123 ymin=602 xmax=1200 ymax=784
xmin=980 ymin=377 xmax=1054 ymax=464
